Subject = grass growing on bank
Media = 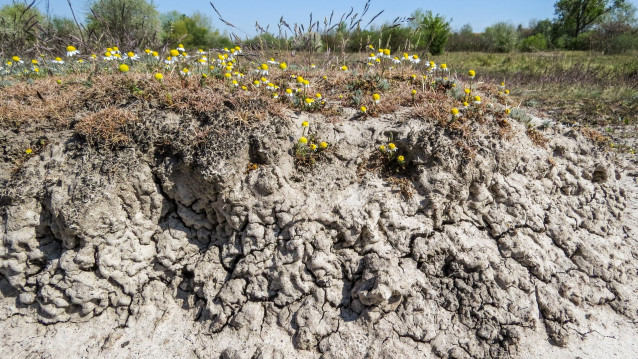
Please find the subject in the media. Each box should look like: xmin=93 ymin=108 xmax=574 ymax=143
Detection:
xmin=430 ymin=51 xmax=638 ymax=126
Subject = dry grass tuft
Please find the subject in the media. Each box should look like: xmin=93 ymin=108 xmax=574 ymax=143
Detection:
xmin=75 ymin=107 xmax=138 ymax=146
xmin=526 ymin=127 xmax=549 ymax=147
xmin=0 ymin=77 xmax=82 ymax=127
xmin=581 ymin=127 xmax=609 ymax=144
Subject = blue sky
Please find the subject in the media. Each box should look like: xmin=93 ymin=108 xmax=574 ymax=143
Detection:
xmin=7 ymin=0 xmax=638 ymax=35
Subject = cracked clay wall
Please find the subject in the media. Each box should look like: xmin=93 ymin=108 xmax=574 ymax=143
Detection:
xmin=1 ymin=109 xmax=637 ymax=358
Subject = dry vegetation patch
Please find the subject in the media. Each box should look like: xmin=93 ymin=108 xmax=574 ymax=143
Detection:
xmin=75 ymin=107 xmax=138 ymax=146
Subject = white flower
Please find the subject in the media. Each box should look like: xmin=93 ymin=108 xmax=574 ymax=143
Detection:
xmin=125 ymin=52 xmax=140 ymax=61
xmin=267 ymin=58 xmax=279 ymax=64
xmin=66 ymin=45 xmax=80 ymax=57
xmin=52 ymin=57 xmax=65 ymax=64
xmin=176 ymin=45 xmax=185 ymax=52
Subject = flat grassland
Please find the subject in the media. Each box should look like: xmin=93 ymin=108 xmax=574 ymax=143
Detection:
xmin=431 ymin=51 xmax=637 ymax=126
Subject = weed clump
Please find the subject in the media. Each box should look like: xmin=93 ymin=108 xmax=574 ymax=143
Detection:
xmin=75 ymin=107 xmax=138 ymax=147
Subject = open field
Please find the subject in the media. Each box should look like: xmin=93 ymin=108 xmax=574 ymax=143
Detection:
xmin=430 ymin=51 xmax=638 ymax=127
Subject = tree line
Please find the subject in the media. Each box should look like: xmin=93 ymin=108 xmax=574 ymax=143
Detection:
xmin=1 ymin=0 xmax=636 ymax=57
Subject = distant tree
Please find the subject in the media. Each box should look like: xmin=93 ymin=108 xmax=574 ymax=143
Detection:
xmin=323 ymin=21 xmax=350 ymax=52
xmin=520 ymin=34 xmax=548 ymax=51
xmin=87 ymin=0 xmax=160 ymax=48
xmin=530 ymin=19 xmax=554 ymax=40
xmin=40 ymin=16 xmax=81 ymax=51
xmin=0 ymin=1 xmax=44 ymax=54
xmin=599 ymin=1 xmax=637 ymax=25
xmin=589 ymin=2 xmax=638 ymax=53
xmin=483 ymin=22 xmax=519 ymax=52
xmin=347 ymin=28 xmax=380 ymax=52
xmin=446 ymin=23 xmax=486 ymax=52
xmin=378 ymin=25 xmax=412 ymax=52
xmin=459 ymin=23 xmax=474 ymax=37
xmin=410 ymin=9 xmax=451 ymax=55
xmin=554 ymin=0 xmax=627 ymax=38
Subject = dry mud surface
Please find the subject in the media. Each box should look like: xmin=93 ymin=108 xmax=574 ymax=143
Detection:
xmin=1 ymin=108 xmax=637 ymax=358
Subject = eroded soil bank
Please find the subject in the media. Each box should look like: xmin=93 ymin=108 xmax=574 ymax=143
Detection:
xmin=1 ymin=107 xmax=637 ymax=358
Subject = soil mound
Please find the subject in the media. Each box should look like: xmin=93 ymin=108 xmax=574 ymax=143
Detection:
xmin=1 ymin=107 xmax=637 ymax=358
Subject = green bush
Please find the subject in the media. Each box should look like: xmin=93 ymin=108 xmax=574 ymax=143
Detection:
xmin=87 ymin=0 xmax=160 ymax=48
xmin=161 ymin=11 xmax=231 ymax=49
xmin=520 ymin=34 xmax=548 ymax=52
xmin=483 ymin=22 xmax=519 ymax=53
xmin=0 ymin=2 xmax=44 ymax=55
xmin=446 ymin=24 xmax=486 ymax=52
xmin=411 ymin=10 xmax=450 ymax=55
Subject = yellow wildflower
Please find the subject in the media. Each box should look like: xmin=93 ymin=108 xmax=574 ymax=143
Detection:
xmin=118 ymin=64 xmax=129 ymax=72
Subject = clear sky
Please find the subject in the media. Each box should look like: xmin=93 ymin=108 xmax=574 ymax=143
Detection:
xmin=7 ymin=0 xmax=638 ymax=35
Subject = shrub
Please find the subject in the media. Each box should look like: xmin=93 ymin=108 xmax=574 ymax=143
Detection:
xmin=483 ymin=22 xmax=519 ymax=53
xmin=520 ymin=34 xmax=548 ymax=52
xmin=0 ymin=2 xmax=44 ymax=55
xmin=86 ymin=0 xmax=160 ymax=48
xmin=411 ymin=9 xmax=451 ymax=55
xmin=161 ymin=11 xmax=231 ymax=49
